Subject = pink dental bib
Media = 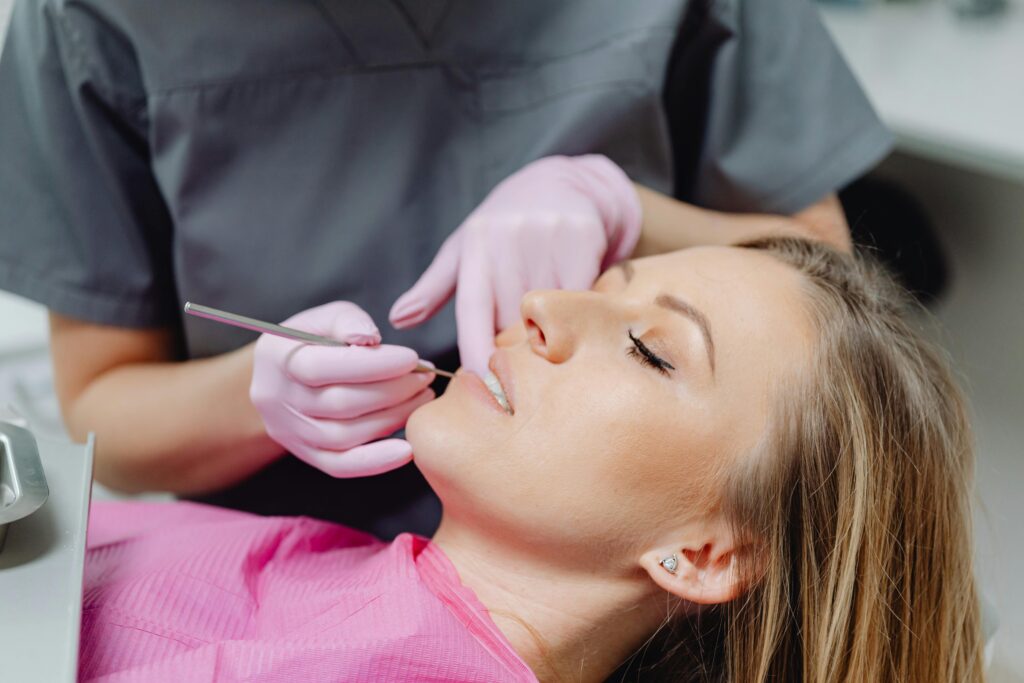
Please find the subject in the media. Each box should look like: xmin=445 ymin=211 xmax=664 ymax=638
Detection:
xmin=80 ymin=502 xmax=537 ymax=682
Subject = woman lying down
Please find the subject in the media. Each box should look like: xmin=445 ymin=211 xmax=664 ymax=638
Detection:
xmin=80 ymin=238 xmax=983 ymax=682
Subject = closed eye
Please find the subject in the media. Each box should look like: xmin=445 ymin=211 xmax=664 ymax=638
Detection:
xmin=627 ymin=330 xmax=675 ymax=376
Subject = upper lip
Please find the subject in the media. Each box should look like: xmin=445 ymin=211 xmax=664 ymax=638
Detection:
xmin=488 ymin=351 xmax=515 ymax=415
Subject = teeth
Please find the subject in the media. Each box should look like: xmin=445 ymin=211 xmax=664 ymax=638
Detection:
xmin=483 ymin=371 xmax=512 ymax=414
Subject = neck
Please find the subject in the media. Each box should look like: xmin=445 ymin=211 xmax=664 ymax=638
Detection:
xmin=432 ymin=519 xmax=668 ymax=683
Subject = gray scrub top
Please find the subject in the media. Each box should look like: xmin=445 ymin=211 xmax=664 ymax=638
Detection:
xmin=0 ymin=0 xmax=892 ymax=535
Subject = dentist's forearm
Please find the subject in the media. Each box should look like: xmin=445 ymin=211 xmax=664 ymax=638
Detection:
xmin=50 ymin=323 xmax=283 ymax=494
xmin=72 ymin=346 xmax=281 ymax=494
xmin=631 ymin=185 xmax=852 ymax=257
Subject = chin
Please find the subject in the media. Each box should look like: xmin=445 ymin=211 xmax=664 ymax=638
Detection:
xmin=408 ymin=389 xmax=506 ymax=518
xmin=407 ymin=393 xmax=466 ymax=496
xmin=405 ymin=398 xmax=441 ymax=456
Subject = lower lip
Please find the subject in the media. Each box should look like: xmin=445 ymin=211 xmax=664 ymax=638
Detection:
xmin=454 ymin=373 xmax=511 ymax=416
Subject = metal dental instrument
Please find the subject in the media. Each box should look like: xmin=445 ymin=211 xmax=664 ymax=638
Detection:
xmin=184 ymin=302 xmax=455 ymax=378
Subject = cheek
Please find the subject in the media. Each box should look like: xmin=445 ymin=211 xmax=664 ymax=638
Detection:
xmin=544 ymin=372 xmax=738 ymax=528
xmin=514 ymin=376 xmax=718 ymax=509
xmin=408 ymin=366 xmax=736 ymax=541
xmin=626 ymin=421 xmax=727 ymax=523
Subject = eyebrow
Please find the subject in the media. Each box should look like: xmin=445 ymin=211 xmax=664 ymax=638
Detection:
xmin=611 ymin=261 xmax=716 ymax=375
xmin=655 ymin=295 xmax=716 ymax=374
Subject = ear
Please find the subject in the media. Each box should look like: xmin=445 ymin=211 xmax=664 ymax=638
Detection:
xmin=640 ymin=532 xmax=748 ymax=606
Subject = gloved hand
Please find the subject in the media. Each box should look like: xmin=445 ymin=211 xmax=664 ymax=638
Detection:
xmin=250 ymin=301 xmax=435 ymax=477
xmin=389 ymin=154 xmax=642 ymax=375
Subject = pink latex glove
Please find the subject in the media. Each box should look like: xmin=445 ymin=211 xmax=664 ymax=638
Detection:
xmin=389 ymin=154 xmax=642 ymax=375
xmin=250 ymin=301 xmax=435 ymax=477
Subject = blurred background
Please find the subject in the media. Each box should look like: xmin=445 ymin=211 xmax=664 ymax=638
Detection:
xmin=1 ymin=0 xmax=1021 ymax=677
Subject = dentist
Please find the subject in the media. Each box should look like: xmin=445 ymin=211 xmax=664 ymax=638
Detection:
xmin=0 ymin=0 xmax=891 ymax=537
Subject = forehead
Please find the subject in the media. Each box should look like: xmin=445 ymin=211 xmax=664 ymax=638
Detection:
xmin=631 ymin=246 xmax=799 ymax=293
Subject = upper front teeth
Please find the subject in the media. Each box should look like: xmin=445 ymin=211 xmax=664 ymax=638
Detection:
xmin=483 ymin=371 xmax=511 ymax=414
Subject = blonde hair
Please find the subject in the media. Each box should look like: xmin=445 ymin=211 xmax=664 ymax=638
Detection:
xmin=637 ymin=238 xmax=983 ymax=682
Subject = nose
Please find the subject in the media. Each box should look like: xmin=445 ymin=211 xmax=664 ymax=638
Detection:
xmin=520 ymin=290 xmax=603 ymax=364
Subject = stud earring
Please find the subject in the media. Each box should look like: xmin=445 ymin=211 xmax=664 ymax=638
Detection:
xmin=659 ymin=554 xmax=679 ymax=575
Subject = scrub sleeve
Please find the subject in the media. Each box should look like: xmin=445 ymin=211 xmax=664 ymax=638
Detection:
xmin=665 ymin=0 xmax=894 ymax=214
xmin=0 ymin=0 xmax=177 ymax=327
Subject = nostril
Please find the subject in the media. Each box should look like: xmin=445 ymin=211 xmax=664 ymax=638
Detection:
xmin=525 ymin=318 xmax=546 ymax=348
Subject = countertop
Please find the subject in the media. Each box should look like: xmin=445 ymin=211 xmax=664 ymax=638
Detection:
xmin=0 ymin=433 xmax=93 ymax=683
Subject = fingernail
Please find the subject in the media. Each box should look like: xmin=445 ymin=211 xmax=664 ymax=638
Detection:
xmin=345 ymin=330 xmax=381 ymax=345
xmin=390 ymin=295 xmax=411 ymax=314
xmin=390 ymin=301 xmax=423 ymax=324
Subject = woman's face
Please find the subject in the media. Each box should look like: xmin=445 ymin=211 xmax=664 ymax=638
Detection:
xmin=408 ymin=246 xmax=812 ymax=569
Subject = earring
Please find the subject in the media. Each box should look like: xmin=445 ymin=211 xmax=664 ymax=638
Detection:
xmin=659 ymin=554 xmax=679 ymax=575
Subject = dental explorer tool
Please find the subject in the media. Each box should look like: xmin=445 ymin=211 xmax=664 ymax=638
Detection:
xmin=183 ymin=302 xmax=455 ymax=378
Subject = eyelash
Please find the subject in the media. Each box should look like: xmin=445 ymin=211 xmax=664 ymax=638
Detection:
xmin=627 ymin=330 xmax=675 ymax=376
